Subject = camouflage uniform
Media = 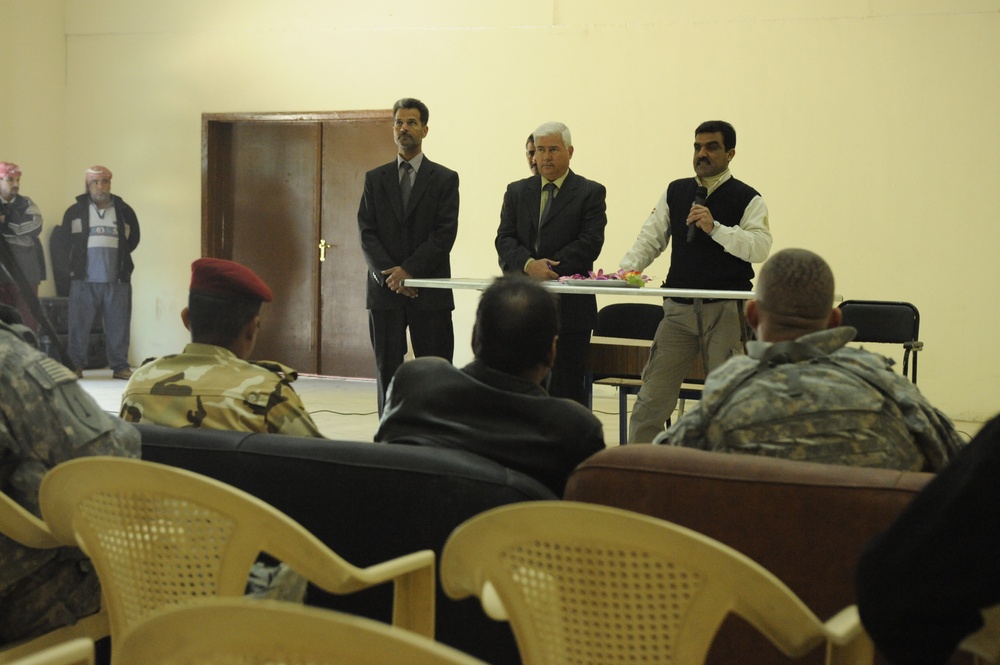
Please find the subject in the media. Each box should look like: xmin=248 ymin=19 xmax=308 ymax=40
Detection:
xmin=119 ymin=343 xmax=323 ymax=438
xmin=0 ymin=321 xmax=140 ymax=645
xmin=657 ymin=326 xmax=963 ymax=471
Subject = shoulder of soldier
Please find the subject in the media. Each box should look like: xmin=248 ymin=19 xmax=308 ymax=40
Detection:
xmin=0 ymin=329 xmax=78 ymax=388
xmin=251 ymin=359 xmax=299 ymax=382
xmin=702 ymin=354 xmax=758 ymax=390
xmin=829 ymin=345 xmax=895 ymax=372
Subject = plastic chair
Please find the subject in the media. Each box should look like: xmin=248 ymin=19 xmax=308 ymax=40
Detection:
xmin=0 ymin=493 xmax=108 ymax=665
xmin=2 ymin=639 xmax=93 ymax=665
xmin=39 ymin=457 xmax=435 ymax=661
xmin=441 ymin=501 xmax=872 ymax=665
xmin=838 ymin=300 xmax=922 ymax=384
xmin=116 ymin=599 xmax=486 ymax=665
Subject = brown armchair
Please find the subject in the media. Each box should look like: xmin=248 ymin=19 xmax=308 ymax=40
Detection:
xmin=564 ymin=444 xmax=933 ymax=665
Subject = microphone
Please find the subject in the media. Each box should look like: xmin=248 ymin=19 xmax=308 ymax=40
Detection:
xmin=686 ymin=186 xmax=709 ymax=243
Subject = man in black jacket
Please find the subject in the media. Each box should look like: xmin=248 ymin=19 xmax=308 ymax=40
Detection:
xmin=856 ymin=415 xmax=998 ymax=665
xmin=376 ymin=276 xmax=605 ymax=496
xmin=0 ymin=162 xmax=45 ymax=331
xmin=496 ymin=121 xmax=607 ymax=405
xmin=60 ymin=165 xmax=140 ymax=380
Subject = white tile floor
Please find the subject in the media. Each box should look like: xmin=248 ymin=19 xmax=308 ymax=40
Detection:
xmin=81 ymin=369 xmax=984 ymax=446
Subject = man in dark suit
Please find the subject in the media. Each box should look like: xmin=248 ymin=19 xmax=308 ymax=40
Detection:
xmin=358 ymin=98 xmax=460 ymax=414
xmin=496 ymin=122 xmax=607 ymax=405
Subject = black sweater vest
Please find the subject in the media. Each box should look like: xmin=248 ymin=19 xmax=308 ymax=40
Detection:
xmin=664 ymin=177 xmax=759 ymax=291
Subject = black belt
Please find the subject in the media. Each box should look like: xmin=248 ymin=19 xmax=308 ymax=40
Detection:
xmin=669 ymin=297 xmax=724 ymax=305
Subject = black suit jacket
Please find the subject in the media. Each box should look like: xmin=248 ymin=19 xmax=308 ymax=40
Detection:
xmin=358 ymin=157 xmax=459 ymax=310
xmin=495 ymin=169 xmax=607 ymax=331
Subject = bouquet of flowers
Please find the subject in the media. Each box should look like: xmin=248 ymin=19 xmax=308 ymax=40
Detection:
xmin=558 ymin=268 xmax=652 ymax=287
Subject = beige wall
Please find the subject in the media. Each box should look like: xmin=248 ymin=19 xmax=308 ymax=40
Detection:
xmin=2 ymin=0 xmax=998 ymax=422
xmin=0 ymin=0 xmax=65 ymax=289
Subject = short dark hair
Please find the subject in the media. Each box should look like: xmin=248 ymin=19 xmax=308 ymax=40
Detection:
xmin=187 ymin=291 xmax=262 ymax=348
xmin=526 ymin=134 xmax=535 ymax=147
xmin=755 ymin=248 xmax=835 ymax=336
xmin=695 ymin=120 xmax=737 ymax=151
xmin=393 ymin=98 xmax=429 ymax=125
xmin=473 ymin=276 xmax=560 ymax=375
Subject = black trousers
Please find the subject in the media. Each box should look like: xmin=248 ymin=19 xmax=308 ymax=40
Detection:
xmin=547 ymin=328 xmax=591 ymax=407
xmin=369 ymin=307 xmax=454 ymax=415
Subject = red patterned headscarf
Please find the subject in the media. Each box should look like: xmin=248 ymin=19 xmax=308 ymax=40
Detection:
xmin=0 ymin=162 xmax=21 ymax=178
xmin=85 ymin=165 xmax=112 ymax=183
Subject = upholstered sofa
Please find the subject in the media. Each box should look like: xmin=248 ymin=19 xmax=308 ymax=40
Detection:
xmin=564 ymin=444 xmax=936 ymax=665
xmin=137 ymin=424 xmax=555 ymax=665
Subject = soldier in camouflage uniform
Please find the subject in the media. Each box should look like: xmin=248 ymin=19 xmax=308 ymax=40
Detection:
xmin=0 ymin=315 xmax=140 ymax=645
xmin=119 ymin=258 xmax=322 ymax=438
xmin=656 ymin=248 xmax=963 ymax=471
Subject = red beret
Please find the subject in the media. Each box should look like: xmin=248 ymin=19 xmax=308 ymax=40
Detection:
xmin=190 ymin=258 xmax=272 ymax=302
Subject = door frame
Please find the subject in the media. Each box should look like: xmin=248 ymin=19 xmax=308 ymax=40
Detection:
xmin=201 ymin=110 xmax=392 ymax=375
xmin=201 ymin=110 xmax=391 ymax=259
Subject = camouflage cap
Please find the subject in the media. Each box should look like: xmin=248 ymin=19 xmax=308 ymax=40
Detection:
xmin=190 ymin=258 xmax=273 ymax=302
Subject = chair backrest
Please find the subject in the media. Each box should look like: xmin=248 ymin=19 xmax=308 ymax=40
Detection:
xmin=137 ymin=423 xmax=553 ymax=665
xmin=38 ymin=457 xmax=435 ymax=654
xmin=441 ymin=501 xmax=860 ymax=665
xmin=564 ymin=444 xmax=933 ymax=665
xmin=838 ymin=300 xmax=919 ymax=344
xmin=594 ymin=303 xmax=663 ymax=340
xmin=2 ymin=639 xmax=92 ymax=665
xmin=838 ymin=300 xmax=922 ymax=383
xmin=0 ymin=490 xmax=61 ymax=550
xmin=116 ymin=599 xmax=487 ymax=665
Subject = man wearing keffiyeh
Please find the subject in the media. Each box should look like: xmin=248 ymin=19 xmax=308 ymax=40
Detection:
xmin=0 ymin=162 xmax=45 ymax=331
xmin=60 ymin=165 xmax=141 ymax=380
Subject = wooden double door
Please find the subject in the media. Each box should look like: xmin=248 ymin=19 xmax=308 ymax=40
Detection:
xmin=202 ymin=111 xmax=392 ymax=376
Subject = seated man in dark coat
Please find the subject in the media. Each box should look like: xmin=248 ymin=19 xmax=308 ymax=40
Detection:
xmin=375 ymin=275 xmax=605 ymax=495
xmin=856 ymin=414 xmax=1000 ymax=665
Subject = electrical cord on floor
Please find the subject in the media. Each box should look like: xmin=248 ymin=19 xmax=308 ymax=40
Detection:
xmin=591 ymin=408 xmax=625 ymax=416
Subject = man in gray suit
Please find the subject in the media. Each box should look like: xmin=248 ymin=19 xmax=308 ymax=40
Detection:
xmin=358 ymin=98 xmax=460 ymax=414
xmin=496 ymin=121 xmax=607 ymax=405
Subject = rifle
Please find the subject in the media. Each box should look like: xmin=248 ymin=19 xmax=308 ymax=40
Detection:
xmin=0 ymin=222 xmax=67 ymax=361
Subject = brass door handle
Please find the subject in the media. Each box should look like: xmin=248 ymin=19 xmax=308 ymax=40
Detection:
xmin=318 ymin=239 xmax=333 ymax=262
